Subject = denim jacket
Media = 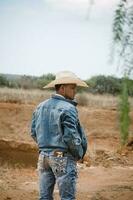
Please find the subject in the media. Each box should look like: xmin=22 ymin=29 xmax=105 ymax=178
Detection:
xmin=31 ymin=94 xmax=87 ymax=160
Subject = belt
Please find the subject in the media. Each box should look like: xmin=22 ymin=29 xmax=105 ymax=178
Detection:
xmin=40 ymin=150 xmax=73 ymax=158
xmin=53 ymin=150 xmax=72 ymax=158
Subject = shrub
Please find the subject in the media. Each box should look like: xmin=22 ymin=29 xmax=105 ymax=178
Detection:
xmin=86 ymin=75 xmax=121 ymax=95
xmin=0 ymin=75 xmax=9 ymax=87
xmin=119 ymin=77 xmax=130 ymax=145
xmin=76 ymin=93 xmax=88 ymax=106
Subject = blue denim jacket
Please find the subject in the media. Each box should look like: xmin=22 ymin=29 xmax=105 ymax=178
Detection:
xmin=31 ymin=94 xmax=87 ymax=160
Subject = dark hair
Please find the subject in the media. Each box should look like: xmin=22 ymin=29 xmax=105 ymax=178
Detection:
xmin=55 ymin=84 xmax=62 ymax=91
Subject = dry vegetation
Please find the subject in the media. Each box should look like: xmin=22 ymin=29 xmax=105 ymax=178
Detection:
xmin=0 ymin=88 xmax=118 ymax=107
xmin=0 ymin=88 xmax=133 ymax=108
xmin=0 ymin=88 xmax=52 ymax=104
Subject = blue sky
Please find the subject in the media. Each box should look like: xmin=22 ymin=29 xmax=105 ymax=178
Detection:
xmin=0 ymin=0 xmax=119 ymax=79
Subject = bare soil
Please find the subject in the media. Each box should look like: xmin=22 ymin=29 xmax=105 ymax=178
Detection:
xmin=0 ymin=102 xmax=133 ymax=200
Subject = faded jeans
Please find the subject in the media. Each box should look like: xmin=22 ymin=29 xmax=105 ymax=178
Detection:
xmin=37 ymin=152 xmax=77 ymax=200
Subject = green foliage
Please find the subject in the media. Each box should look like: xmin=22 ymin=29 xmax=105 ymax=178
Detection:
xmin=1 ymin=73 xmax=133 ymax=97
xmin=119 ymin=77 xmax=130 ymax=145
xmin=17 ymin=75 xmax=38 ymax=89
xmin=36 ymin=73 xmax=55 ymax=89
xmin=128 ymin=79 xmax=133 ymax=96
xmin=86 ymin=75 xmax=121 ymax=95
xmin=112 ymin=0 xmax=133 ymax=75
xmin=0 ymin=73 xmax=55 ymax=89
xmin=112 ymin=0 xmax=126 ymax=44
xmin=112 ymin=0 xmax=133 ymax=146
xmin=0 ymin=75 xmax=9 ymax=87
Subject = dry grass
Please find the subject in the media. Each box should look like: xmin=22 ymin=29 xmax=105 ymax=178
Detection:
xmin=0 ymin=87 xmax=52 ymax=104
xmin=76 ymin=92 xmax=133 ymax=109
xmin=76 ymin=92 xmax=119 ymax=108
xmin=0 ymin=88 xmax=132 ymax=108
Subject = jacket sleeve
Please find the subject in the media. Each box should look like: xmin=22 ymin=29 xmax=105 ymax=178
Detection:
xmin=61 ymin=108 xmax=84 ymax=160
xmin=78 ymin=124 xmax=88 ymax=158
xmin=30 ymin=110 xmax=37 ymax=142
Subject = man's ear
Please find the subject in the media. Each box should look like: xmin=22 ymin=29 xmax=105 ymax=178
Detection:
xmin=58 ymin=84 xmax=65 ymax=95
xmin=60 ymin=84 xmax=65 ymax=91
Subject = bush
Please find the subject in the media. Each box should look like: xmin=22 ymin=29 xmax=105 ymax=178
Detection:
xmin=86 ymin=75 xmax=121 ymax=95
xmin=76 ymin=93 xmax=88 ymax=106
xmin=36 ymin=73 xmax=55 ymax=89
xmin=0 ymin=75 xmax=9 ymax=87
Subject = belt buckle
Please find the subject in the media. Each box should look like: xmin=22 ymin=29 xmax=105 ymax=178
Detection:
xmin=54 ymin=151 xmax=63 ymax=157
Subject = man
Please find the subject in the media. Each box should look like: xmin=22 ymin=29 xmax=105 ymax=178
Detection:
xmin=31 ymin=71 xmax=88 ymax=200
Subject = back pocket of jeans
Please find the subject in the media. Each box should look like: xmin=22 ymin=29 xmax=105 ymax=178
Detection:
xmin=50 ymin=157 xmax=67 ymax=177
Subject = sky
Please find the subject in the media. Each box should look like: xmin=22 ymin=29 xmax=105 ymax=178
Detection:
xmin=0 ymin=0 xmax=120 ymax=80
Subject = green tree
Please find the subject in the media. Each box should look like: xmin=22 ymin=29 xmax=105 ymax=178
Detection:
xmin=0 ymin=75 xmax=9 ymax=87
xmin=119 ymin=77 xmax=130 ymax=145
xmin=112 ymin=0 xmax=133 ymax=75
xmin=112 ymin=0 xmax=133 ymax=145
xmin=37 ymin=73 xmax=55 ymax=89
xmin=86 ymin=75 xmax=121 ymax=95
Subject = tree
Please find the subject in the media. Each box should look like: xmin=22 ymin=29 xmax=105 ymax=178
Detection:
xmin=112 ymin=0 xmax=133 ymax=76
xmin=37 ymin=73 xmax=55 ymax=89
xmin=18 ymin=75 xmax=37 ymax=89
xmin=112 ymin=0 xmax=133 ymax=145
xmin=86 ymin=75 xmax=121 ymax=95
xmin=0 ymin=75 xmax=9 ymax=87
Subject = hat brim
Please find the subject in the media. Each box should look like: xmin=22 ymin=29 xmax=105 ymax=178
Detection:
xmin=43 ymin=77 xmax=88 ymax=89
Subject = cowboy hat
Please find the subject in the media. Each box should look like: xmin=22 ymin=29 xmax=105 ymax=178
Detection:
xmin=43 ymin=71 xmax=88 ymax=89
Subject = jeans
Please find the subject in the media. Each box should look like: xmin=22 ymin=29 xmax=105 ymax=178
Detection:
xmin=37 ymin=152 xmax=77 ymax=200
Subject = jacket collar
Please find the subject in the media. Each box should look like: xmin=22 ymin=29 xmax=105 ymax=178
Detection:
xmin=51 ymin=94 xmax=78 ymax=106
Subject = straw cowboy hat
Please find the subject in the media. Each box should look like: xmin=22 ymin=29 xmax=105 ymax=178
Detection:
xmin=43 ymin=71 xmax=88 ymax=89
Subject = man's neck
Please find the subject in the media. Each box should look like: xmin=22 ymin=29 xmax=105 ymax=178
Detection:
xmin=55 ymin=93 xmax=65 ymax=99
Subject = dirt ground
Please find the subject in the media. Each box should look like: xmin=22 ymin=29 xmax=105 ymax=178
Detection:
xmin=0 ymin=102 xmax=133 ymax=200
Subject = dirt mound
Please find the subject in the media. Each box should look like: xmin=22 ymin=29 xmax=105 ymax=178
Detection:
xmin=0 ymin=138 xmax=37 ymax=152
xmin=90 ymin=149 xmax=133 ymax=167
xmin=0 ymin=139 xmax=38 ymax=167
xmin=0 ymin=103 xmax=34 ymax=142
